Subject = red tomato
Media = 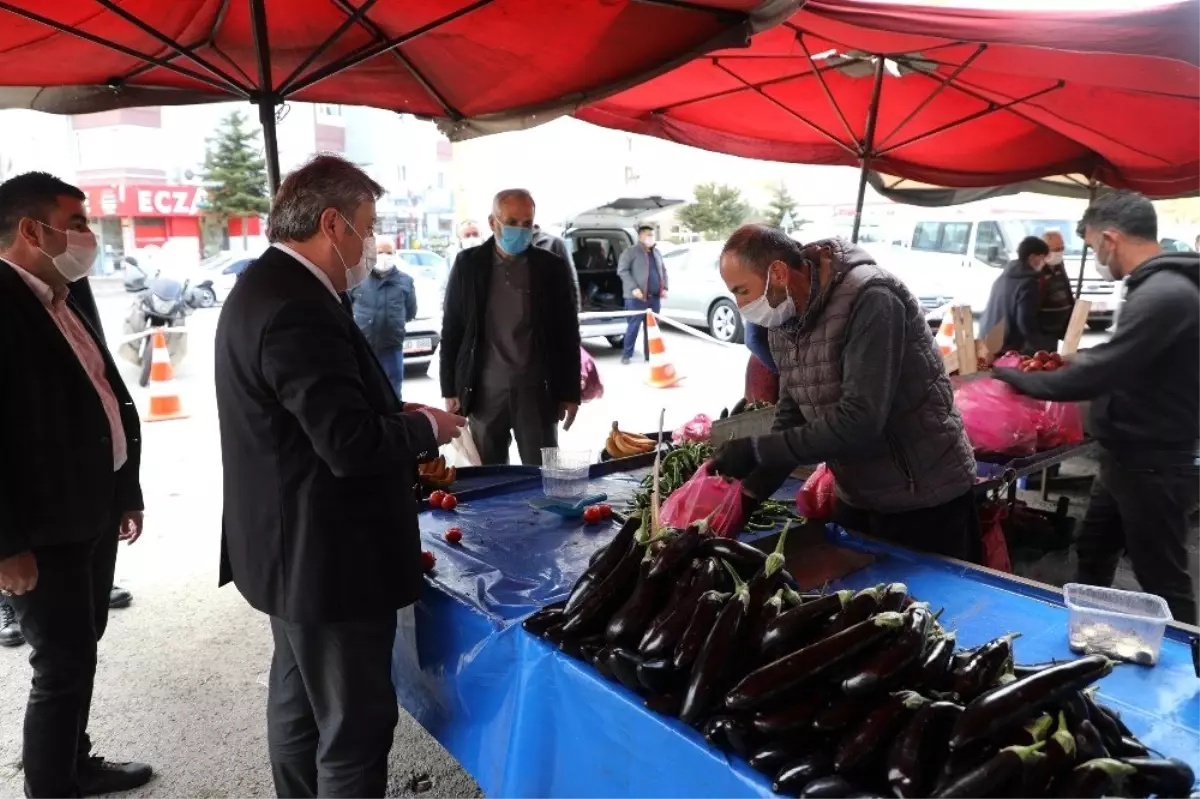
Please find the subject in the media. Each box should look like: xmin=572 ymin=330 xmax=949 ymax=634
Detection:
xmin=421 ymin=550 xmax=436 ymax=572
xmin=1021 ymin=361 xmax=1043 ymax=372
xmin=1042 ymin=361 xmax=1059 ymax=372
xmin=444 ymin=527 xmax=463 ymax=544
xmin=1049 ymin=352 xmax=1064 ymax=366
xmin=583 ymin=506 xmax=602 ymax=524
xmin=598 ymin=504 xmax=613 ymax=519
xmin=428 ymin=490 xmax=446 ymax=507
xmin=1033 ymin=350 xmax=1051 ymax=363
xmin=440 ymin=493 xmax=458 ymax=511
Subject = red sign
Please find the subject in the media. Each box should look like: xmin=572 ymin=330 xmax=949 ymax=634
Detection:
xmin=82 ymin=184 xmax=208 ymax=218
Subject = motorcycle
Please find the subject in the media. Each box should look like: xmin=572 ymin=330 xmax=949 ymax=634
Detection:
xmin=186 ymin=280 xmax=218 ymax=309
xmin=119 ymin=276 xmax=191 ymax=387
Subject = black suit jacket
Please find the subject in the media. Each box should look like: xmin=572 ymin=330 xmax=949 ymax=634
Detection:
xmin=0 ymin=262 xmax=143 ymax=560
xmin=439 ymin=238 xmax=581 ymax=416
xmin=215 ymin=246 xmax=438 ymax=623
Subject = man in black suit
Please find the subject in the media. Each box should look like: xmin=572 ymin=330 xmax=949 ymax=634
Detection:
xmin=215 ymin=154 xmax=466 ymax=798
xmin=441 ymin=189 xmax=582 ymax=466
xmin=0 ymin=171 xmax=151 ymax=797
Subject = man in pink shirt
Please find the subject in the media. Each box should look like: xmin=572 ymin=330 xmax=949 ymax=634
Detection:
xmin=0 ymin=172 xmax=151 ymax=797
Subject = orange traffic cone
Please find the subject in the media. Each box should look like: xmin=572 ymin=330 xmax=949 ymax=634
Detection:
xmin=644 ymin=311 xmax=682 ymax=389
xmin=935 ymin=316 xmax=955 ymax=356
xmin=144 ymin=330 xmax=189 ymax=422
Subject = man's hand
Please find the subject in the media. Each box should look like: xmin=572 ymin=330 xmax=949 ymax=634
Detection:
xmin=632 ymin=288 xmax=645 ymax=301
xmin=426 ymin=407 xmax=467 ymax=445
xmin=119 ymin=511 xmax=144 ymax=544
xmin=710 ymin=438 xmax=759 ymax=481
xmin=403 ymin=402 xmax=428 ymax=412
xmin=991 ymin=368 xmax=1027 ymax=393
xmin=558 ymin=402 xmax=579 ymax=431
xmin=444 ymin=397 xmax=461 ymax=413
xmin=0 ymin=551 xmax=37 ymax=596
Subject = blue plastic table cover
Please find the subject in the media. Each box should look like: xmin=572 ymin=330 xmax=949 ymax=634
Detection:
xmin=396 ymin=473 xmax=1200 ymax=798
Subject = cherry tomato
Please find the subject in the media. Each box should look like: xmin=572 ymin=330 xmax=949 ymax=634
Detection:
xmin=1033 ymin=350 xmax=1051 ymax=363
xmin=440 ymin=493 xmax=458 ymax=511
xmin=583 ymin=506 xmax=602 ymax=524
xmin=421 ymin=550 xmax=436 ymax=572
xmin=444 ymin=527 xmax=463 ymax=544
xmin=428 ymin=490 xmax=446 ymax=507
xmin=598 ymin=504 xmax=613 ymax=519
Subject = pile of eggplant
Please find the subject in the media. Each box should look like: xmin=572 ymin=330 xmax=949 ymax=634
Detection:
xmin=523 ymin=517 xmax=1197 ymax=798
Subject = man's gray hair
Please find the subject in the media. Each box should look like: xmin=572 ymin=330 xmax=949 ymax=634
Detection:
xmin=268 ymin=154 xmax=384 ymax=243
xmin=491 ymin=188 xmax=535 ymax=217
xmin=722 ymin=223 xmax=809 ymax=275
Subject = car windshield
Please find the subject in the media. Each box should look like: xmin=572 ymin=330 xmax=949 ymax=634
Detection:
xmin=1001 ymin=219 xmax=1085 ymax=255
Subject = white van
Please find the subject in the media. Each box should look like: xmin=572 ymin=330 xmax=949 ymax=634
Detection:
xmin=887 ymin=216 xmax=1121 ymax=331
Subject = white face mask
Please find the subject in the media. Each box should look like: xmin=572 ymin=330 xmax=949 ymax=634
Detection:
xmin=374 ymin=254 xmax=395 ymax=273
xmin=739 ymin=269 xmax=796 ymax=328
xmin=330 ymin=214 xmax=376 ymax=290
xmin=461 ymin=236 xmax=482 ymax=249
xmin=1046 ymin=252 xmax=1064 ymax=266
xmin=37 ymin=222 xmax=97 ymax=282
xmin=1093 ymin=238 xmax=1116 ymax=281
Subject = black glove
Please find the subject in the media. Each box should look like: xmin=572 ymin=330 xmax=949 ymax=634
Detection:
xmin=710 ymin=437 xmax=759 ymax=481
xmin=990 ymin=367 xmax=1026 ymax=392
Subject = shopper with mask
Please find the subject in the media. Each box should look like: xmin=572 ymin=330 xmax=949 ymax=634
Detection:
xmin=1038 ymin=229 xmax=1076 ymax=345
xmin=0 ymin=171 xmax=150 ymax=796
xmin=617 ymin=224 xmax=669 ymax=364
xmin=995 ymin=191 xmax=1199 ymax=624
xmin=440 ymin=188 xmax=581 ymax=465
xmin=710 ymin=225 xmax=978 ymax=560
xmin=979 ymin=235 xmax=1053 ymax=355
xmin=351 ymin=238 xmax=417 ymax=399
xmin=215 ymin=154 xmax=466 ymax=797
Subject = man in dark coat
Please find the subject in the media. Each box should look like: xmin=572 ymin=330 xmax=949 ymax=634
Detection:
xmin=440 ymin=189 xmax=581 ymax=466
xmin=996 ymin=191 xmax=1199 ymax=624
xmin=0 ymin=171 xmax=150 ymax=797
xmin=616 ymin=224 xmax=669 ymax=364
xmin=1038 ymin=230 xmax=1076 ymax=344
xmin=352 ymin=240 xmax=417 ymax=400
xmin=979 ymin=235 xmax=1053 ymax=355
xmin=215 ymin=154 xmax=466 ymax=797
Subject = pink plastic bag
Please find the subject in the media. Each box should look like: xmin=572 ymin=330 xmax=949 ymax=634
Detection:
xmin=672 ymin=413 xmax=712 ymax=443
xmin=580 ymin=347 xmax=604 ymax=403
xmin=1032 ymin=400 xmax=1084 ymax=450
xmin=659 ymin=462 xmax=745 ymax=537
xmin=953 ymin=377 xmax=1040 ymax=457
xmin=796 ymin=463 xmax=836 ymax=521
xmin=993 ymin=351 xmax=1023 ymax=369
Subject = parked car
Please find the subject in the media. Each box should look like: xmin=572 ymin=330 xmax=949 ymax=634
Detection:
xmin=658 ymin=241 xmax=744 ymax=343
xmin=392 ymin=250 xmax=447 ymax=376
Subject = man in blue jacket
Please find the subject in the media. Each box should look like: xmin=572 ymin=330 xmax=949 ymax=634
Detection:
xmin=352 ymin=240 xmax=417 ymax=399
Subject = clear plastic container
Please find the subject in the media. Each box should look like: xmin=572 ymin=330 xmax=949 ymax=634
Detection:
xmin=540 ymin=448 xmax=592 ymax=501
xmin=1064 ymin=583 xmax=1171 ymax=666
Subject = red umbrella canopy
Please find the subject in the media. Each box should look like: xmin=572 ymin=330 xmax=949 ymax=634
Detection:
xmin=0 ymin=0 xmax=788 ymax=120
xmin=575 ymin=0 xmax=1200 ymax=197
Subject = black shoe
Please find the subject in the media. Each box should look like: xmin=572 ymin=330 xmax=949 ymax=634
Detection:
xmin=77 ymin=756 xmax=153 ymax=796
xmin=620 ymin=357 xmax=631 ymax=365
xmin=0 ymin=600 xmax=23 ymax=647
xmin=108 ymin=585 xmax=133 ymax=609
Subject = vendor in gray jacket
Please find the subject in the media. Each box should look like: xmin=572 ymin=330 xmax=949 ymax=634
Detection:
xmin=710 ymin=225 xmax=979 ymax=561
xmin=979 ymin=235 xmax=1054 ymax=355
xmin=995 ymin=191 xmax=1199 ymax=625
xmin=352 ymin=241 xmax=417 ymax=400
xmin=617 ymin=225 xmax=668 ymax=364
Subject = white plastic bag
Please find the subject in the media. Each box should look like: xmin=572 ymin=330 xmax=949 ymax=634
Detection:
xmin=451 ymin=423 xmax=483 ymax=467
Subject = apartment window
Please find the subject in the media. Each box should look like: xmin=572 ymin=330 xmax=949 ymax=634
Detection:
xmin=317 ymin=104 xmax=342 ymax=117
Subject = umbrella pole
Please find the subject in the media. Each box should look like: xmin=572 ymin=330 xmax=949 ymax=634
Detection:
xmin=1074 ymin=179 xmax=1099 ymax=297
xmin=850 ymin=58 xmax=886 ymax=244
xmin=249 ymin=0 xmax=281 ymax=196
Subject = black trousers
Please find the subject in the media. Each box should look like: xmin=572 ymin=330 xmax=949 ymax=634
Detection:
xmin=9 ymin=530 xmax=118 ymax=798
xmin=267 ymin=613 xmax=399 ymax=798
xmin=833 ymin=490 xmax=983 ymax=564
xmin=470 ymin=383 xmax=558 ymax=466
xmin=1076 ymin=448 xmax=1199 ymax=625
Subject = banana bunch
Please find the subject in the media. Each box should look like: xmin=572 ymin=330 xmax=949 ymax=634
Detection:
xmin=418 ymin=455 xmax=456 ymax=490
xmin=604 ymin=421 xmax=656 ymax=459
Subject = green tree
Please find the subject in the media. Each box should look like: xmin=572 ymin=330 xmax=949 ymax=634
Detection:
xmin=676 ymin=182 xmax=750 ymax=239
xmin=200 ymin=111 xmax=270 ymax=249
xmin=764 ymin=181 xmax=805 ymax=230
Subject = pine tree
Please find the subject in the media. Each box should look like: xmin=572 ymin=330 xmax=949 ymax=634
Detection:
xmin=764 ymin=182 xmax=801 ymax=230
xmin=676 ymin=182 xmax=750 ymax=239
xmin=200 ymin=111 xmax=270 ymax=249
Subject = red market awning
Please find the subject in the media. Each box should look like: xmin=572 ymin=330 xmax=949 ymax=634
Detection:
xmin=575 ymin=0 xmax=1200 ymax=201
xmin=0 ymin=0 xmax=800 ymax=189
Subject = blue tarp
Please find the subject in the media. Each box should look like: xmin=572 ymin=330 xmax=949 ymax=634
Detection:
xmin=396 ymin=471 xmax=1199 ymax=798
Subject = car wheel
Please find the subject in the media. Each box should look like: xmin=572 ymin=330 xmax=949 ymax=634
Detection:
xmin=1086 ymin=320 xmax=1112 ymax=332
xmin=197 ymin=286 xmax=217 ymax=308
xmin=708 ymin=299 xmax=744 ymax=344
xmin=607 ymin=335 xmax=624 ymax=349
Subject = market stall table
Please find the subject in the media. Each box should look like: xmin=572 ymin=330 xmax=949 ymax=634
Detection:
xmin=394 ymin=464 xmax=1199 ymax=798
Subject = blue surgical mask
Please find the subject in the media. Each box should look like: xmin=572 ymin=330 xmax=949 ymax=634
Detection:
xmin=498 ymin=225 xmax=533 ymax=256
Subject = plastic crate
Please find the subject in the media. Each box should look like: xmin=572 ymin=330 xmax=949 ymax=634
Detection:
xmin=1064 ymin=583 xmax=1171 ymax=666
xmin=710 ymin=406 xmax=776 ymax=446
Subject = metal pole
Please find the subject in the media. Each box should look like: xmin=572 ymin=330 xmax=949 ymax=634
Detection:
xmin=248 ymin=0 xmax=280 ymax=196
xmin=851 ymin=58 xmax=886 ymax=244
xmin=1075 ymin=179 xmax=1099 ymax=296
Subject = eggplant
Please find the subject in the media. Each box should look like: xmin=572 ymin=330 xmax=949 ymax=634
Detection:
xmin=933 ymin=743 xmax=997 ymax=796
xmin=1079 ymin=690 xmax=1125 ymax=752
xmin=823 ymin=586 xmax=883 ymax=635
xmin=643 ymin=692 xmax=682 ymax=716
xmin=878 ymin=582 xmax=909 ymax=612
xmin=753 ymin=692 xmax=825 ymax=737
xmin=835 ymin=691 xmax=928 ymax=774
xmin=773 ymin=751 xmax=836 ymax=796
xmin=672 ymin=589 xmax=728 ymax=671
xmin=1056 ymin=758 xmax=1136 ymax=798
xmin=543 ymin=621 xmax=568 ymax=645
xmin=801 ymin=775 xmax=858 ymax=798
xmin=749 ymin=742 xmax=807 ymax=777
xmin=723 ymin=715 xmax=760 ymax=757
xmin=949 ymin=633 xmax=1019 ymax=702
xmin=887 ymin=700 xmax=963 ymax=798
xmin=1059 ymin=689 xmax=1091 ymax=731
xmin=1111 ymin=735 xmax=1150 ymax=758
xmin=697 ymin=536 xmax=769 ymax=576
xmin=702 ymin=715 xmax=735 ymax=750
xmin=591 ymin=647 xmax=616 ymax=681
xmin=746 ymin=523 xmax=791 ymax=609
xmin=725 ymin=612 xmax=906 ymax=711
xmin=641 ymin=558 xmax=720 ymax=658
xmin=636 ymin=657 xmax=678 ymax=696
xmin=559 ymin=632 xmax=602 ymax=660
xmin=948 ymin=654 xmax=1113 ymax=751
xmin=565 ymin=516 xmax=641 ymax=614
xmin=560 ymin=537 xmax=644 ymax=635
xmin=1012 ymin=659 xmax=1066 ymax=678
xmin=605 ymin=556 xmax=671 ymax=647
xmin=842 ymin=604 xmax=933 ymax=696
xmin=607 ymin=647 xmax=645 ymax=694
xmin=1123 ymin=756 xmax=1197 ymax=798
xmin=1093 ymin=700 xmax=1133 ymax=738
xmin=647 ymin=524 xmax=704 ymax=579
xmin=812 ymin=695 xmax=875 ymax=734
xmin=761 ymin=590 xmax=854 ymax=660
xmin=679 ymin=563 xmax=751 ymax=725
xmin=643 ymin=561 xmax=697 ymax=639
xmin=1004 ymin=712 xmax=1054 ymax=747
xmin=931 ymin=742 xmax=1044 ymax=798
xmin=1074 ymin=719 xmax=1111 ymax=762
xmin=949 ymin=644 xmax=981 ymax=673
xmin=913 ymin=632 xmax=956 ymax=690
xmin=522 ymin=606 xmax=566 ymax=637
xmin=1022 ymin=711 xmax=1077 ymax=796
